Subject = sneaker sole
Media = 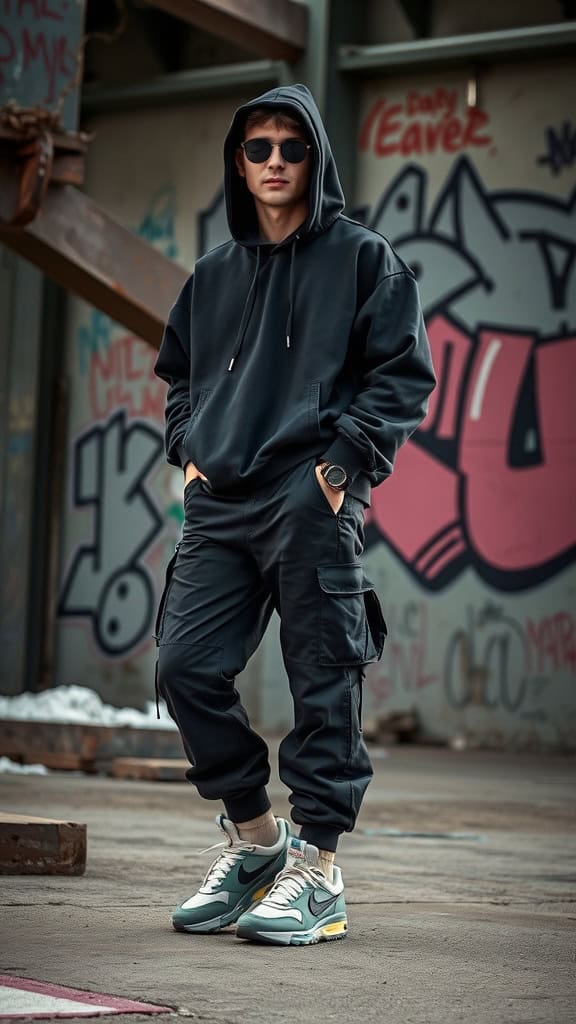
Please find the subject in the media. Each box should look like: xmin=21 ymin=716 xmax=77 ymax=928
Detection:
xmin=236 ymin=914 xmax=348 ymax=946
xmin=172 ymin=883 xmax=273 ymax=934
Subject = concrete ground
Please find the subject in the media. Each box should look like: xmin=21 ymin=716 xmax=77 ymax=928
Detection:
xmin=1 ymin=744 xmax=575 ymax=1024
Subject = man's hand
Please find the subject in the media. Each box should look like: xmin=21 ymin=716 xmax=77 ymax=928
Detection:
xmin=184 ymin=461 xmax=209 ymax=489
xmin=315 ymin=464 xmax=345 ymax=515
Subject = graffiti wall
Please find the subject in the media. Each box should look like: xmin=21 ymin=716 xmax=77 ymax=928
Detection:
xmin=355 ymin=59 xmax=576 ymax=748
xmin=55 ymin=61 xmax=576 ymax=748
xmin=55 ymin=99 xmax=249 ymax=706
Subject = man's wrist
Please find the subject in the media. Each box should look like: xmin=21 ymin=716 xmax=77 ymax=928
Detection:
xmin=319 ymin=462 xmax=348 ymax=492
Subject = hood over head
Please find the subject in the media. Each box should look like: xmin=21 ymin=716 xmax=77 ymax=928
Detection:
xmin=224 ymin=83 xmax=345 ymax=246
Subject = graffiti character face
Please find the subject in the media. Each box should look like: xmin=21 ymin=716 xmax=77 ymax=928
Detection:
xmin=235 ymin=118 xmax=311 ymax=219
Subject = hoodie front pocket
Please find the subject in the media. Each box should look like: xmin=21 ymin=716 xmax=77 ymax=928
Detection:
xmin=182 ymin=389 xmax=212 ymax=449
xmin=317 ymin=564 xmax=387 ymax=665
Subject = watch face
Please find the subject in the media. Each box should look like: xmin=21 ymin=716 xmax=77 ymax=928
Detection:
xmin=325 ymin=464 xmax=347 ymax=488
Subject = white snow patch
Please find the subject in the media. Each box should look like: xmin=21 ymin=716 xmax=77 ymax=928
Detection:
xmin=0 ymin=685 xmax=177 ymax=730
xmin=0 ymin=756 xmax=49 ymax=775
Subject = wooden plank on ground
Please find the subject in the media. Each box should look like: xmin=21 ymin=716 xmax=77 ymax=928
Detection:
xmin=0 ymin=813 xmax=86 ymax=875
xmin=111 ymin=757 xmax=189 ymax=781
xmin=0 ymin=721 xmax=185 ymax=772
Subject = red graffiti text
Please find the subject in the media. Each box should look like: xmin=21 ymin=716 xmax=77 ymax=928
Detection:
xmin=360 ymin=89 xmax=492 ymax=158
xmin=0 ymin=2 xmax=72 ymax=103
xmin=527 ymin=613 xmax=576 ymax=675
xmin=367 ymin=600 xmax=438 ymax=704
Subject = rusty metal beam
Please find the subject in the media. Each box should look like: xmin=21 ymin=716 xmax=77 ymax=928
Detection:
xmin=0 ymin=183 xmax=188 ymax=349
xmin=142 ymin=0 xmax=308 ymax=61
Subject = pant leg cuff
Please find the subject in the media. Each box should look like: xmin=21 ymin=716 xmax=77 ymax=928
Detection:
xmin=224 ymin=787 xmax=271 ymax=823
xmin=298 ymin=824 xmax=341 ymax=853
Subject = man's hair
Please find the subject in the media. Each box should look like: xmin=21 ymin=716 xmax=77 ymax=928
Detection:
xmin=243 ymin=107 xmax=306 ymax=137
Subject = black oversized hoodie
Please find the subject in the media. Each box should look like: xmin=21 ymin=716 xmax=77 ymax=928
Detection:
xmin=154 ymin=84 xmax=435 ymax=506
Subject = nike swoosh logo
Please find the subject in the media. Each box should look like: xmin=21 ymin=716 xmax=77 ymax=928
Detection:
xmin=237 ymin=860 xmax=273 ymax=885
xmin=308 ymin=890 xmax=340 ymax=916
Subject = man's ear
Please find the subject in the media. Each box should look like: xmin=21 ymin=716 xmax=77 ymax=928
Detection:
xmin=235 ymin=148 xmax=246 ymax=178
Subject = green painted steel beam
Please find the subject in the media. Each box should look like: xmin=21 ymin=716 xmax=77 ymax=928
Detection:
xmin=338 ymin=21 xmax=576 ymax=74
xmin=82 ymin=60 xmax=286 ymax=114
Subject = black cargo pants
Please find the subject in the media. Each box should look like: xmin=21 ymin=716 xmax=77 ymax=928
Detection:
xmin=155 ymin=455 xmax=386 ymax=852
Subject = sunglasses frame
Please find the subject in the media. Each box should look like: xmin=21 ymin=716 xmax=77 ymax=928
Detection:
xmin=240 ymin=138 xmax=312 ymax=164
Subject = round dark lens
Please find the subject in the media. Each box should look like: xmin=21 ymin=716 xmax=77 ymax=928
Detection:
xmin=282 ymin=140 xmax=308 ymax=163
xmin=244 ymin=140 xmax=271 ymax=163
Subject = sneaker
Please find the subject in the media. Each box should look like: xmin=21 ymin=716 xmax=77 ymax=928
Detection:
xmin=235 ymin=836 xmax=347 ymax=945
xmin=172 ymin=815 xmax=291 ymax=933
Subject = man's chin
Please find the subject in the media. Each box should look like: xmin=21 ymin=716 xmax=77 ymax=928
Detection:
xmin=257 ymin=193 xmax=294 ymax=206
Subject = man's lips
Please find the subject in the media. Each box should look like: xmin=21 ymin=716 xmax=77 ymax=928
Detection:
xmin=263 ymin=178 xmax=289 ymax=184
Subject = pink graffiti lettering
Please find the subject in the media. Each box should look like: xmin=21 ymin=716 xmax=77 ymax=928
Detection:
xmin=371 ymin=317 xmax=576 ymax=585
xmin=89 ymin=335 xmax=166 ymax=422
xmin=420 ymin=315 xmax=472 ymax=438
xmin=461 ymin=330 xmax=576 ymax=572
xmin=527 ymin=613 xmax=576 ymax=675
xmin=367 ymin=601 xmax=438 ymax=704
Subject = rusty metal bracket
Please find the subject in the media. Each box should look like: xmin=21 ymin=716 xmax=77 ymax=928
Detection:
xmin=3 ymin=131 xmax=53 ymax=228
xmin=0 ymin=116 xmax=88 ymax=227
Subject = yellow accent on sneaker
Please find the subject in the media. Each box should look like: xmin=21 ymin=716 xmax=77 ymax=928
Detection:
xmin=321 ymin=921 xmax=347 ymax=936
xmin=250 ymin=884 xmax=271 ymax=904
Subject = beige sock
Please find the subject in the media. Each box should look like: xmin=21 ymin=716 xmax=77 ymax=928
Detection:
xmin=318 ymin=850 xmax=335 ymax=883
xmin=235 ymin=810 xmax=279 ymax=847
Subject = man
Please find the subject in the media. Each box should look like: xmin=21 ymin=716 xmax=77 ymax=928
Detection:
xmin=154 ymin=84 xmax=435 ymax=946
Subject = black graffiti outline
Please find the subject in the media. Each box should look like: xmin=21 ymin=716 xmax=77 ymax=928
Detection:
xmin=58 ymin=410 xmax=164 ymax=657
xmin=443 ymin=605 xmax=530 ymax=713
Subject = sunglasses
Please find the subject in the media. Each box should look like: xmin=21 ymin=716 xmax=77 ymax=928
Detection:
xmin=241 ymin=138 xmax=311 ymax=164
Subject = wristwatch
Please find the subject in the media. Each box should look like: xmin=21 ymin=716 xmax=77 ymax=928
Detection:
xmin=320 ymin=462 xmax=348 ymax=491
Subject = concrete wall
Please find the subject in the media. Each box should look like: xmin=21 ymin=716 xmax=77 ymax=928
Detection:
xmin=352 ymin=56 xmax=576 ymax=749
xmin=53 ymin=24 xmax=575 ymax=747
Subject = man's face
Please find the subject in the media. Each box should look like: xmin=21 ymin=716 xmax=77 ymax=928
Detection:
xmin=235 ymin=117 xmax=311 ymax=212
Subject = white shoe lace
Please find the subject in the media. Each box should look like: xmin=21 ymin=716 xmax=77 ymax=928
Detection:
xmin=259 ymin=865 xmax=323 ymax=908
xmin=197 ymin=839 xmax=255 ymax=894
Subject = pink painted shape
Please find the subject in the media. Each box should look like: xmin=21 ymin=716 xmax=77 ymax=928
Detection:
xmin=371 ymin=439 xmax=461 ymax=564
xmin=460 ymin=330 xmax=576 ymax=571
xmin=0 ymin=975 xmax=172 ymax=1018
xmin=424 ymin=541 xmax=467 ymax=579
xmin=420 ymin=315 xmax=472 ymax=437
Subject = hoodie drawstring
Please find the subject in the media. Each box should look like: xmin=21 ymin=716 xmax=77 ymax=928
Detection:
xmin=286 ymin=236 xmax=298 ymax=349
xmin=228 ymin=237 xmax=299 ymax=371
xmin=228 ymin=246 xmax=261 ymax=372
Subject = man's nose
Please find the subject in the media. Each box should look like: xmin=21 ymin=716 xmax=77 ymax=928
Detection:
xmin=267 ymin=143 xmax=285 ymax=167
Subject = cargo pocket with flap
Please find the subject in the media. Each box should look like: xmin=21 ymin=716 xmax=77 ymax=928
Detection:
xmin=317 ymin=563 xmax=387 ymax=666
